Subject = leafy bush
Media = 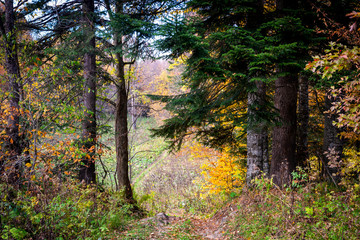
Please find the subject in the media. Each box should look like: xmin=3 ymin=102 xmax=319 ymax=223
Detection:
xmin=226 ymin=173 xmax=360 ymax=239
xmin=0 ymin=182 xmax=141 ymax=239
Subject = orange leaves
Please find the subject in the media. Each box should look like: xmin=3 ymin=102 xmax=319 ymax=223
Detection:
xmin=307 ymin=43 xmax=360 ymax=137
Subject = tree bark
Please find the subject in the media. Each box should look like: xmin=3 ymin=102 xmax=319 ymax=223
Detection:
xmin=114 ymin=2 xmax=134 ymax=201
xmin=246 ymin=80 xmax=269 ymax=185
xmin=1 ymin=0 xmax=21 ymax=177
xmin=79 ymin=0 xmax=97 ymax=184
xmin=270 ymin=73 xmax=298 ymax=187
xmin=323 ymin=92 xmax=343 ymax=184
xmin=245 ymin=0 xmax=269 ymax=186
xmin=296 ymin=75 xmax=309 ymax=167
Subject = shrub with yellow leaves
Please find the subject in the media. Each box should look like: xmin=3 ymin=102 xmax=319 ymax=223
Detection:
xmin=201 ymin=147 xmax=246 ymax=194
xmin=188 ymin=141 xmax=246 ymax=195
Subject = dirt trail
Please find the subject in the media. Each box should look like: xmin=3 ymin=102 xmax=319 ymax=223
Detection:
xmin=139 ymin=199 xmax=243 ymax=239
xmin=189 ymin=200 xmax=242 ymax=240
xmin=191 ymin=217 xmax=225 ymax=239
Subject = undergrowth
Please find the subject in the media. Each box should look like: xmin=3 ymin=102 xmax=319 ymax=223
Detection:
xmin=0 ymin=181 xmax=143 ymax=240
xmin=120 ymin=218 xmax=201 ymax=240
xmin=226 ymin=173 xmax=360 ymax=239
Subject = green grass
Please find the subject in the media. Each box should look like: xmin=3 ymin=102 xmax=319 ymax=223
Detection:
xmin=98 ymin=116 xmax=225 ymax=218
xmin=98 ymin=116 xmax=168 ymax=188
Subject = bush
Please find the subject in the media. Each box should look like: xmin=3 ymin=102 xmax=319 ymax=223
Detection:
xmin=0 ymin=181 xmax=141 ymax=239
xmin=226 ymin=173 xmax=360 ymax=239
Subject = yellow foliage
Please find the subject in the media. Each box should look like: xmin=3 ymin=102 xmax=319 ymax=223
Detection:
xmin=188 ymin=141 xmax=246 ymax=195
xmin=340 ymin=147 xmax=360 ymax=193
xmin=201 ymin=147 xmax=246 ymax=194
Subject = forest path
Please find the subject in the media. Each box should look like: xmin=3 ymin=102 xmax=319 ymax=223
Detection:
xmin=139 ymin=211 xmax=229 ymax=239
xmin=187 ymin=197 xmax=247 ymax=240
xmin=190 ymin=216 xmax=226 ymax=239
xmin=135 ymin=197 xmax=245 ymax=239
xmin=175 ymin=199 xmax=241 ymax=240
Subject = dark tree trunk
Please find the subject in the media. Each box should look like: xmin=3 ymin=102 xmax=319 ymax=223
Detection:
xmin=269 ymin=0 xmax=300 ymax=187
xmin=114 ymin=2 xmax=134 ymax=201
xmin=323 ymin=92 xmax=343 ymax=184
xmin=131 ymin=92 xmax=137 ymax=130
xmin=1 ymin=0 xmax=21 ymax=176
xmin=79 ymin=0 xmax=97 ymax=184
xmin=247 ymin=81 xmax=269 ymax=185
xmin=296 ymin=75 xmax=309 ymax=167
xmin=270 ymin=73 xmax=298 ymax=187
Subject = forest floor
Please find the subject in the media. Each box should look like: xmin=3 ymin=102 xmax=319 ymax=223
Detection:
xmin=125 ymin=197 xmax=243 ymax=240
xmin=136 ymin=214 xmax=229 ymax=240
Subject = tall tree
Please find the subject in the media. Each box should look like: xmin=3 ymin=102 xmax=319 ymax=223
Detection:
xmin=0 ymin=0 xmax=21 ymax=179
xmin=113 ymin=0 xmax=133 ymax=200
xmin=246 ymin=0 xmax=270 ymax=184
xmin=268 ymin=0 xmax=314 ymax=186
xmin=104 ymin=0 xmax=178 ymax=199
xmin=154 ymin=0 xmax=316 ymax=188
xmin=79 ymin=0 xmax=97 ymax=184
xmin=306 ymin=0 xmax=359 ymax=183
xmin=0 ymin=0 xmax=85 ymax=181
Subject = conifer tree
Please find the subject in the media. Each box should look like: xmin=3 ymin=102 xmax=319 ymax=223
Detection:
xmin=154 ymin=0 xmax=318 ymax=187
xmin=266 ymin=0 xmax=314 ymax=186
xmin=79 ymin=0 xmax=97 ymax=184
xmin=245 ymin=0 xmax=269 ymax=184
xmin=154 ymin=0 xmax=276 ymax=185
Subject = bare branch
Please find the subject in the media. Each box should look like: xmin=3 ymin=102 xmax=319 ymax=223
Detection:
xmin=98 ymin=95 xmax=116 ymax=108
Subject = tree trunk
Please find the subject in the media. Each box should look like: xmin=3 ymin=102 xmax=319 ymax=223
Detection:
xmin=323 ymin=92 xmax=343 ymax=184
xmin=245 ymin=0 xmax=269 ymax=186
xmin=269 ymin=0 xmax=300 ymax=187
xmin=1 ymin=0 xmax=21 ymax=177
xmin=79 ymin=0 xmax=97 ymax=184
xmin=270 ymin=73 xmax=298 ymax=187
xmin=296 ymin=75 xmax=309 ymax=167
xmin=114 ymin=2 xmax=134 ymax=201
xmin=131 ymin=91 xmax=137 ymax=130
xmin=246 ymin=80 xmax=269 ymax=185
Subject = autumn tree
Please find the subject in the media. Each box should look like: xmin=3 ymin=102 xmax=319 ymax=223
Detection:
xmin=0 ymin=0 xmax=22 ymax=178
xmin=304 ymin=0 xmax=359 ymax=183
xmin=0 ymin=0 xmax=89 ymax=184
